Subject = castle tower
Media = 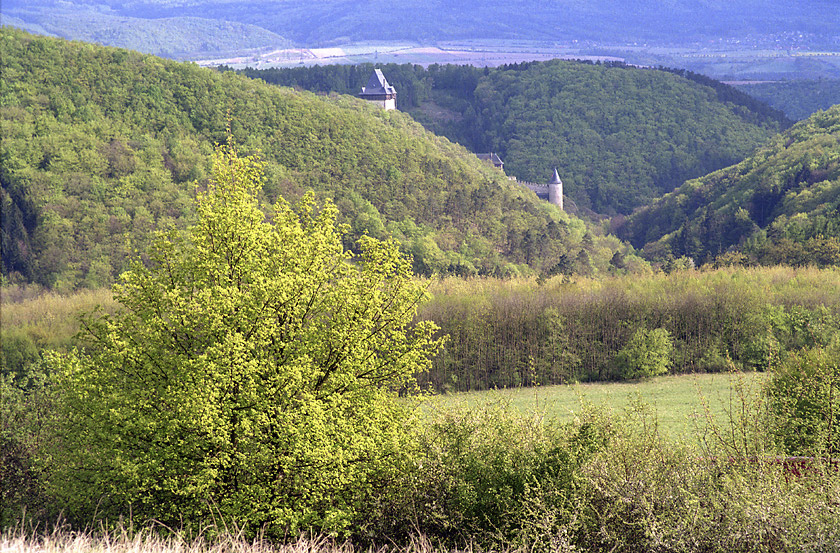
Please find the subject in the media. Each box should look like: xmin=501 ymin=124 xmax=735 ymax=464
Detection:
xmin=548 ymin=167 xmax=563 ymax=210
xmin=359 ymin=69 xmax=396 ymax=110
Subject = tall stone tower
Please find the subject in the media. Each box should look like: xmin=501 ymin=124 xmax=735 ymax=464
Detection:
xmin=548 ymin=167 xmax=563 ymax=210
xmin=359 ymin=69 xmax=396 ymax=110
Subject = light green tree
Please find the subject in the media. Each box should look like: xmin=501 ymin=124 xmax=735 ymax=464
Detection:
xmin=614 ymin=327 xmax=674 ymax=380
xmin=48 ymin=143 xmax=443 ymax=536
xmin=766 ymin=340 xmax=840 ymax=456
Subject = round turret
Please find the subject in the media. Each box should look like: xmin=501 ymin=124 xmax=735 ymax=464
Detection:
xmin=548 ymin=167 xmax=563 ymax=210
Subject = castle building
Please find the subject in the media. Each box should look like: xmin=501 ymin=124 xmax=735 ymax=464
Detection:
xmin=478 ymin=152 xmax=564 ymax=210
xmin=520 ymin=168 xmax=563 ymax=209
xmin=359 ymin=69 xmax=397 ymax=110
xmin=548 ymin=167 xmax=564 ymax=211
xmin=477 ymin=153 xmax=504 ymax=171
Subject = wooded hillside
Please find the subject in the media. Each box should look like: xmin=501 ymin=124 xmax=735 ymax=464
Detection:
xmin=735 ymin=79 xmax=840 ymax=121
xmin=617 ymin=104 xmax=840 ymax=266
xmin=243 ymin=61 xmax=789 ymax=215
xmin=0 ymin=29 xmax=642 ymax=291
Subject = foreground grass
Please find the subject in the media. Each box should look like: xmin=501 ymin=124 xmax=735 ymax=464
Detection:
xmin=1 ymin=526 xmax=346 ymax=553
xmin=429 ymin=371 xmax=767 ymax=442
xmin=0 ymin=526 xmax=455 ymax=553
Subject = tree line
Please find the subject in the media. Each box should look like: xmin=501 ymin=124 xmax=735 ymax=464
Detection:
xmin=416 ymin=267 xmax=840 ymax=391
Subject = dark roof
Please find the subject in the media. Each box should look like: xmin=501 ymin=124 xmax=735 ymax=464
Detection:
xmin=361 ymin=69 xmax=396 ymax=95
xmin=477 ymin=153 xmax=504 ymax=167
xmin=550 ymin=167 xmax=562 ymax=184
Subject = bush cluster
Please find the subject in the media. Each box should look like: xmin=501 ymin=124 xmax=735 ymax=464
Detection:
xmin=766 ymin=339 xmax=840 ymax=456
xmin=383 ymin=395 xmax=839 ymax=552
xmin=365 ymin=395 xmax=840 ymax=552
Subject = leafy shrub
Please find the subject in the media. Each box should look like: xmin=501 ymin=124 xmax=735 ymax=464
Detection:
xmin=585 ymin=434 xmax=840 ymax=552
xmin=0 ymin=331 xmax=41 ymax=386
xmin=766 ymin=340 xmax=840 ymax=456
xmin=582 ymin=400 xmax=840 ymax=553
xmin=614 ymin=327 xmax=674 ymax=380
xmin=366 ymin=399 xmax=611 ymax=550
xmin=0 ymin=367 xmax=55 ymax=527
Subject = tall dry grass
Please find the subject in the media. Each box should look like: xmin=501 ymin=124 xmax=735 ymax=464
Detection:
xmin=0 ymin=524 xmax=459 ymax=553
xmin=1 ymin=285 xmax=116 ymax=344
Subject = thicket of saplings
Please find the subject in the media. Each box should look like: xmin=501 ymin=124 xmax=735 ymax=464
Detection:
xmin=418 ymin=266 xmax=840 ymax=391
xmin=7 ymin=267 xmax=839 ymax=394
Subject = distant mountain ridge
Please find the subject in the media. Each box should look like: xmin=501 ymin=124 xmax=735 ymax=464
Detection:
xmin=0 ymin=9 xmax=290 ymax=58
xmin=10 ymin=0 xmax=840 ymax=45
xmin=3 ymin=0 xmax=838 ymax=53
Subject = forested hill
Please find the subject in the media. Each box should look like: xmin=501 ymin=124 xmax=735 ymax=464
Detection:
xmin=242 ymin=62 xmax=789 ymax=215
xmin=0 ymin=13 xmax=292 ymax=59
xmin=734 ymin=80 xmax=840 ymax=121
xmin=616 ymin=104 xmax=840 ymax=267
xmin=0 ymin=29 xmax=643 ymax=292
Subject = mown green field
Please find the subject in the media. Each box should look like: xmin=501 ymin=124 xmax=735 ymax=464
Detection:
xmin=428 ymin=371 xmax=767 ymax=442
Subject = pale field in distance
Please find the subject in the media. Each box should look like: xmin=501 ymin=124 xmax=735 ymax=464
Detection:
xmin=427 ymin=372 xmax=768 ymax=443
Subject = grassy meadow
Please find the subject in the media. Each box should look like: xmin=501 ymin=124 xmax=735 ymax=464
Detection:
xmin=429 ymin=371 xmax=767 ymax=442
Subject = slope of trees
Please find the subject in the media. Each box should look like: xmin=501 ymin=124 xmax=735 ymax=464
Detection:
xmin=617 ymin=104 xmax=840 ymax=266
xmin=736 ymin=79 xmax=840 ymax=121
xmin=0 ymin=29 xmax=642 ymax=291
xmin=241 ymin=61 xmax=788 ymax=215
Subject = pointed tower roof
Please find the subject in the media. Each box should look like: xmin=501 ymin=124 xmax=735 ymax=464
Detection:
xmin=361 ymin=69 xmax=396 ymax=95
xmin=550 ymin=167 xmax=562 ymax=184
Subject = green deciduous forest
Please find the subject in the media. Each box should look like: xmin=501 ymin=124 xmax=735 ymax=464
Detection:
xmin=735 ymin=79 xmax=840 ymax=121
xmin=241 ymin=61 xmax=789 ymax=214
xmin=1 ymin=29 xmax=642 ymax=292
xmin=618 ymin=104 xmax=840 ymax=267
